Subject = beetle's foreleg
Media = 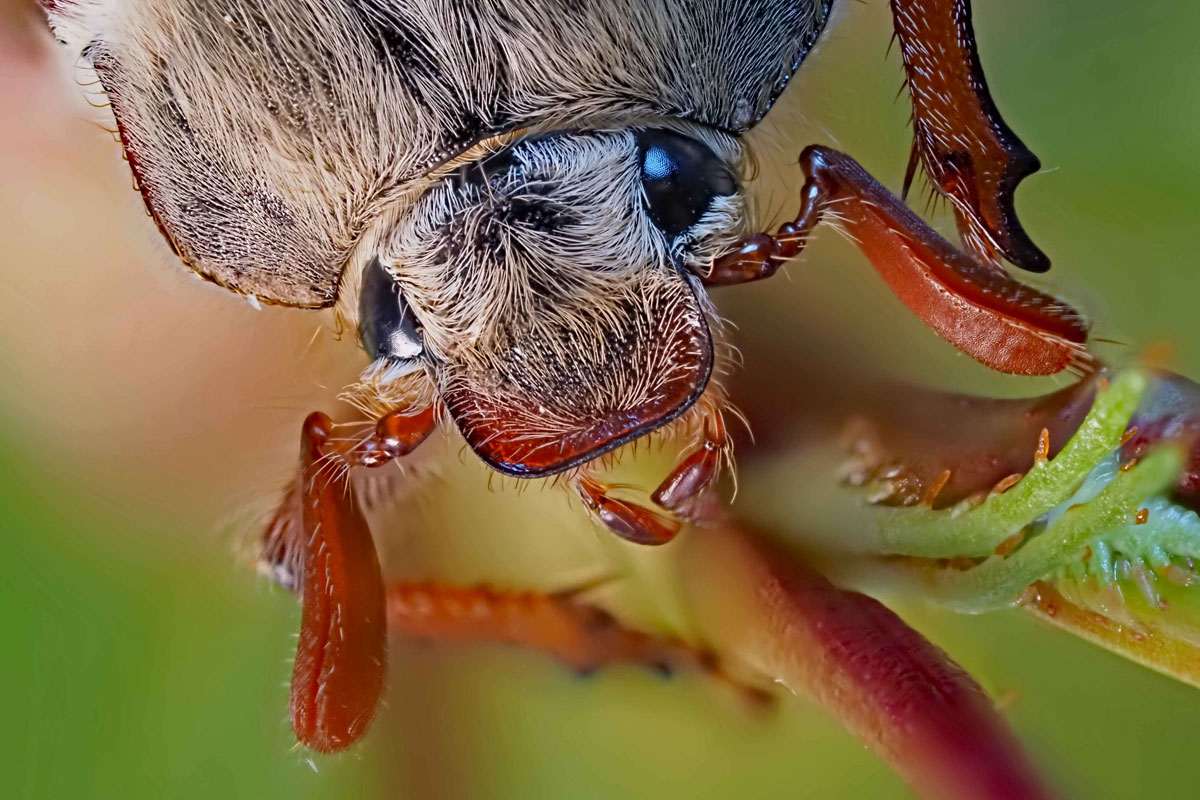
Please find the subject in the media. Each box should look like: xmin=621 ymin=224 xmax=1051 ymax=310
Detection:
xmin=714 ymin=145 xmax=1093 ymax=376
xmin=576 ymin=475 xmax=683 ymax=546
xmin=262 ymin=407 xmax=439 ymax=587
xmin=652 ymin=409 xmax=729 ymax=519
xmin=699 ymin=241 xmax=788 ymax=286
xmin=288 ymin=412 xmax=388 ymax=754
xmin=574 ymin=404 xmax=732 ymax=542
xmin=269 ymin=407 xmax=436 ymax=753
xmin=891 ymin=0 xmax=1049 ymax=272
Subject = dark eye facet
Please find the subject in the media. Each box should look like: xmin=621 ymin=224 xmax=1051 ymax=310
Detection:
xmin=358 ymin=258 xmax=423 ymax=362
xmin=636 ymin=129 xmax=737 ymax=240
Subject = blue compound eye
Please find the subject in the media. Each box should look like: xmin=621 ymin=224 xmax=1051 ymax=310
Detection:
xmin=642 ymin=144 xmax=677 ymax=182
xmin=358 ymin=258 xmax=423 ymax=363
xmin=636 ymin=129 xmax=737 ymax=239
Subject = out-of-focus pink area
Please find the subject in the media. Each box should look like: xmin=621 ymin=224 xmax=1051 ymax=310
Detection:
xmin=0 ymin=3 xmax=362 ymax=530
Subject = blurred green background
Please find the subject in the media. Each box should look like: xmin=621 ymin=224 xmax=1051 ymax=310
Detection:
xmin=3 ymin=1 xmax=1200 ymax=797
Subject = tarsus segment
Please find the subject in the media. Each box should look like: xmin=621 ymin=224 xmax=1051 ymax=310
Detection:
xmin=386 ymin=582 xmax=756 ymax=697
xmin=577 ymin=403 xmax=731 ymax=545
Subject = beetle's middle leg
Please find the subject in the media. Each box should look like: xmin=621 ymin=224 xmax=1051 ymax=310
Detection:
xmin=385 ymin=580 xmax=767 ymax=703
xmin=706 ymin=145 xmax=1094 ymax=377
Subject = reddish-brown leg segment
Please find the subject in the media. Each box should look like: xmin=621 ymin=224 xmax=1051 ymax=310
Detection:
xmin=892 ymin=0 xmax=1050 ymax=272
xmin=281 ymin=407 xmax=436 ymax=753
xmin=577 ymin=475 xmax=682 ymax=546
xmin=576 ymin=408 xmax=731 ymax=544
xmin=386 ymin=582 xmax=755 ymax=691
xmin=652 ymin=412 xmax=728 ymax=518
xmin=289 ymin=413 xmax=387 ymax=753
xmin=712 ymin=146 xmax=1092 ymax=376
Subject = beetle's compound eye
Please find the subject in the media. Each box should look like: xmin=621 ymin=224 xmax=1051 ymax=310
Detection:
xmin=358 ymin=258 xmax=424 ymax=364
xmin=636 ymin=129 xmax=738 ymax=240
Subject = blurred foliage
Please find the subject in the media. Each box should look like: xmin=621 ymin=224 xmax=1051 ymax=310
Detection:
xmin=4 ymin=1 xmax=1200 ymax=798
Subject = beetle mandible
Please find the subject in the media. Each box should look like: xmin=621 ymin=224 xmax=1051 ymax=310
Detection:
xmin=40 ymin=0 xmax=1092 ymax=752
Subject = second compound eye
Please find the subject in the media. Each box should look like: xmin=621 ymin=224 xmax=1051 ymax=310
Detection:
xmin=358 ymin=258 xmax=424 ymax=364
xmin=636 ymin=129 xmax=737 ymax=240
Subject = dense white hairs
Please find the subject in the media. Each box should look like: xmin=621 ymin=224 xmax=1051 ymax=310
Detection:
xmin=381 ymin=128 xmax=743 ymax=361
xmin=365 ymin=127 xmax=747 ymax=458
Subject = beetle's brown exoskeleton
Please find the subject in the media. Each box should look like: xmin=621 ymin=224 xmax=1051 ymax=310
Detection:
xmin=42 ymin=0 xmax=1094 ymax=752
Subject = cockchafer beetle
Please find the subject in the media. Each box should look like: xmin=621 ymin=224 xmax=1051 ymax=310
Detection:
xmin=40 ymin=0 xmax=1093 ymax=752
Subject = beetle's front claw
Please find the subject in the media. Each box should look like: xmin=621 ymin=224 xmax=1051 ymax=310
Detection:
xmin=652 ymin=413 xmax=729 ymax=520
xmin=576 ymin=407 xmax=733 ymax=544
xmin=577 ymin=475 xmax=681 ymax=545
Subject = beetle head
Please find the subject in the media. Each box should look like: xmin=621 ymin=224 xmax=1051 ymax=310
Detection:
xmin=357 ymin=127 xmax=748 ymax=476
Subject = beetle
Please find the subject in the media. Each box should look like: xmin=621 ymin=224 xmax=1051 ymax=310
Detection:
xmin=41 ymin=0 xmax=1093 ymax=752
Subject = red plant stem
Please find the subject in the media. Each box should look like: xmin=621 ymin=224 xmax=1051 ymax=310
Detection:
xmin=679 ymin=524 xmax=1053 ymax=800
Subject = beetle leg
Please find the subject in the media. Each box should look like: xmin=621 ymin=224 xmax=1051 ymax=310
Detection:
xmin=891 ymin=0 xmax=1049 ymax=272
xmin=576 ymin=474 xmax=682 ymax=546
xmin=385 ymin=581 xmax=765 ymax=702
xmin=713 ymin=145 xmax=1094 ymax=376
xmin=289 ymin=412 xmax=388 ymax=754
xmin=574 ymin=406 xmax=730 ymax=542
xmin=389 ymin=582 xmax=665 ymax=674
xmin=261 ymin=406 xmax=438 ymax=589
xmin=701 ymin=243 xmax=785 ymax=286
xmin=652 ymin=410 xmax=729 ymax=519
xmin=272 ymin=407 xmax=436 ymax=753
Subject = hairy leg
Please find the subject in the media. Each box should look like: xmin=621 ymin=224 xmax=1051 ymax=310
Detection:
xmin=386 ymin=581 xmax=761 ymax=700
xmin=268 ymin=407 xmax=436 ymax=752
